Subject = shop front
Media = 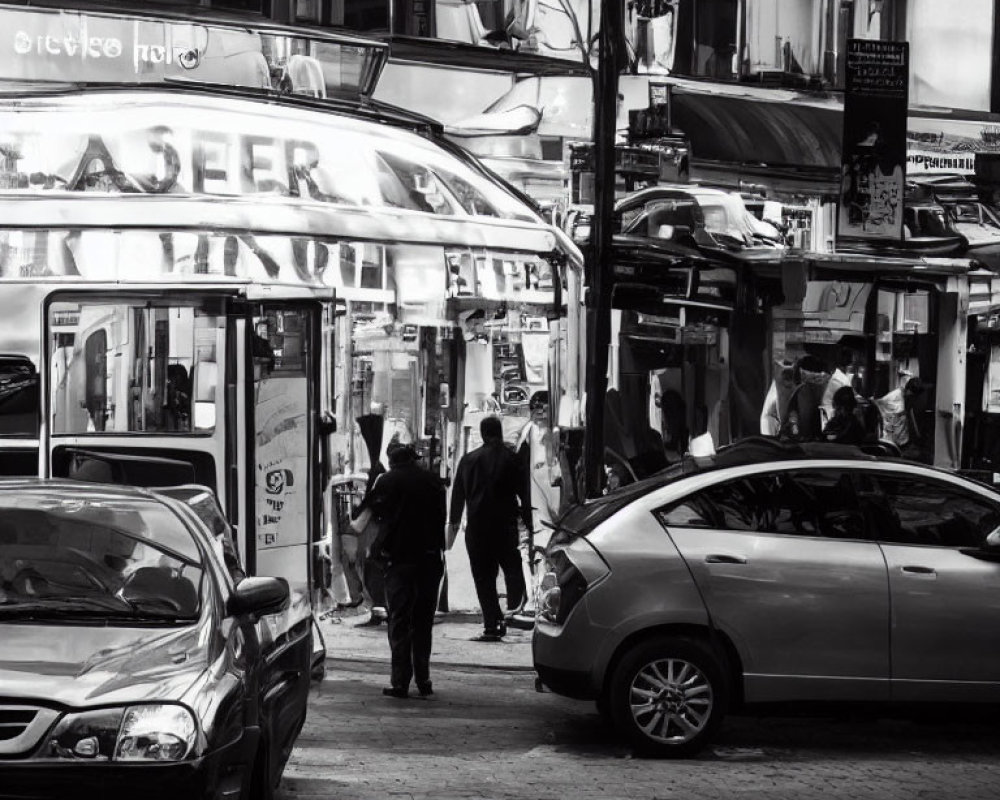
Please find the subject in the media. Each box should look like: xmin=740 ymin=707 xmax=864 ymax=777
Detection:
xmin=442 ymin=246 xmax=566 ymax=532
xmin=600 ymin=235 xmax=751 ymax=486
xmin=757 ymin=253 xmax=970 ymax=468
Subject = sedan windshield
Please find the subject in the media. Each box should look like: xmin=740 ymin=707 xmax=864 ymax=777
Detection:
xmin=0 ymin=494 xmax=204 ymax=622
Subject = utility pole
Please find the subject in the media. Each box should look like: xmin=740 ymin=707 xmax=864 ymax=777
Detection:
xmin=582 ymin=0 xmax=623 ymax=498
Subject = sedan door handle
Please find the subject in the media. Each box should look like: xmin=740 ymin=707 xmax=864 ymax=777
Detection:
xmin=705 ymin=554 xmax=747 ymax=565
xmin=901 ymin=565 xmax=936 ymax=576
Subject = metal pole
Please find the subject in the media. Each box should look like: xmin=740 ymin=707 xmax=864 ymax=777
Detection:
xmin=582 ymin=0 xmax=623 ymax=498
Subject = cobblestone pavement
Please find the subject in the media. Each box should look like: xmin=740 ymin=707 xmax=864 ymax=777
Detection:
xmin=279 ymin=618 xmax=1000 ymax=800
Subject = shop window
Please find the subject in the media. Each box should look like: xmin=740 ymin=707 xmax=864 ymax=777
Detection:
xmin=745 ymin=0 xmax=822 ymax=80
xmin=630 ymin=0 xmax=679 ymax=74
xmin=906 ymin=0 xmax=993 ymax=112
xmin=296 ymin=0 xmax=321 ymax=21
xmin=344 ymin=0 xmax=391 ymax=31
xmin=360 ymin=244 xmax=386 ymax=290
xmin=691 ymin=0 xmax=738 ymax=78
xmin=741 ymin=0 xmax=897 ymax=87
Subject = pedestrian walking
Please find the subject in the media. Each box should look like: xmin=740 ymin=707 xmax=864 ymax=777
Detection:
xmin=448 ymin=415 xmax=533 ymax=642
xmin=369 ymin=443 xmax=446 ymax=699
xmin=350 ymin=456 xmax=389 ymax=627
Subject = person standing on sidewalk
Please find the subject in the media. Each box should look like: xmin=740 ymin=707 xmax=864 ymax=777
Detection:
xmin=448 ymin=415 xmax=533 ymax=642
xmin=369 ymin=443 xmax=447 ymax=699
xmin=350 ymin=457 xmax=389 ymax=627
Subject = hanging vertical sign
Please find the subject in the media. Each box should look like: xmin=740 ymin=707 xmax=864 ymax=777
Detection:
xmin=837 ymin=39 xmax=909 ymax=243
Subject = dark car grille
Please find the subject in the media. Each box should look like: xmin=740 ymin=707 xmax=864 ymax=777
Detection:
xmin=0 ymin=706 xmax=60 ymax=756
xmin=0 ymin=708 xmax=37 ymax=740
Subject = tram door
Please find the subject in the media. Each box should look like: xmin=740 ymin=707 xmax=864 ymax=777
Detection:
xmin=243 ymin=302 xmax=322 ymax=596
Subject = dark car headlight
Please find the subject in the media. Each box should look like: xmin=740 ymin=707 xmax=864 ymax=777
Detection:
xmin=44 ymin=704 xmax=200 ymax=762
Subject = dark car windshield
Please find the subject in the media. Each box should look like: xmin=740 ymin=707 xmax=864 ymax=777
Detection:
xmin=0 ymin=494 xmax=204 ymax=622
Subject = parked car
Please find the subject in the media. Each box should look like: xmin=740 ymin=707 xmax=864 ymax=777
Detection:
xmin=533 ymin=438 xmax=1000 ymax=757
xmin=0 ymin=479 xmax=312 ymax=799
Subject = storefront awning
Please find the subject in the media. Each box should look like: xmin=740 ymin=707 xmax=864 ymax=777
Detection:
xmin=670 ymin=86 xmax=842 ymax=175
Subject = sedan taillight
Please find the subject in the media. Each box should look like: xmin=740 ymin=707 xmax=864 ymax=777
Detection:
xmin=538 ymin=548 xmax=590 ymax=625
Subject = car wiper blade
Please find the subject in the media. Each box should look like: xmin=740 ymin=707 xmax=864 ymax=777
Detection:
xmin=0 ymin=596 xmax=136 ymax=619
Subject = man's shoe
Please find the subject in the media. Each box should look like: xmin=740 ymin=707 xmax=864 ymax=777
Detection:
xmin=470 ymin=630 xmax=503 ymax=642
xmin=382 ymin=686 xmax=409 ymax=699
xmin=355 ymin=614 xmax=386 ymax=628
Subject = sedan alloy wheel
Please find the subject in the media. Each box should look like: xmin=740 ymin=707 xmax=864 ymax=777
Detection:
xmin=609 ymin=636 xmax=727 ymax=757
xmin=629 ymin=657 xmax=713 ymax=744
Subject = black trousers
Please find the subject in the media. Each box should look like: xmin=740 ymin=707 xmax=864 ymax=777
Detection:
xmin=384 ymin=553 xmax=445 ymax=691
xmin=466 ymin=534 xmax=526 ymax=634
xmin=361 ymin=549 xmax=388 ymax=609
xmin=359 ymin=522 xmax=388 ymax=609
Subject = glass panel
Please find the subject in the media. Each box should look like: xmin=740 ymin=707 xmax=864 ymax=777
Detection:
xmin=657 ymin=498 xmax=714 ymax=528
xmin=49 ymin=299 xmax=224 ymax=435
xmin=745 ymin=0 xmax=823 ymax=78
xmin=0 ymin=5 xmax=386 ymax=100
xmin=0 ymin=354 xmax=39 ymax=436
xmin=907 ymin=0 xmax=993 ymax=112
xmin=867 ymin=475 xmax=1000 ymax=548
xmin=756 ymin=470 xmax=866 ymax=539
xmin=254 ymin=308 xmax=311 ymax=552
xmin=692 ymin=0 xmax=738 ymax=78
xmin=156 ymin=485 xmax=245 ymax=584
xmin=0 ymin=493 xmax=204 ymax=621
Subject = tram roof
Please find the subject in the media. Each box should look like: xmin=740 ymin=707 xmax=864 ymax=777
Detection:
xmin=0 ymin=86 xmax=570 ymax=260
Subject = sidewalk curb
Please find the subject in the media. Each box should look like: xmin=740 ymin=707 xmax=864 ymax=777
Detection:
xmin=326 ymin=655 xmax=537 ymax=674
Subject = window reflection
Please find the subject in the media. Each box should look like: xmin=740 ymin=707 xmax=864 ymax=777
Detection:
xmin=0 ymin=355 xmax=39 ymax=437
xmin=50 ymin=300 xmax=224 ymax=435
xmin=0 ymin=93 xmax=538 ymax=222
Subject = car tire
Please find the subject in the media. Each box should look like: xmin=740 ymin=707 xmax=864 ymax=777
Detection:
xmin=608 ymin=636 xmax=728 ymax=758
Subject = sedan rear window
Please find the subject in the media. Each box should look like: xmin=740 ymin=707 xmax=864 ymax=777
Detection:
xmin=0 ymin=495 xmax=204 ymax=621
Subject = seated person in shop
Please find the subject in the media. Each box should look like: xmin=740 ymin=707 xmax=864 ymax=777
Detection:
xmin=822 ymin=386 xmax=866 ymax=446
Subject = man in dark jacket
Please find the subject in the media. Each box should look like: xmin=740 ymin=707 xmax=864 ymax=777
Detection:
xmin=370 ymin=444 xmax=446 ymax=699
xmin=448 ymin=416 xmax=533 ymax=642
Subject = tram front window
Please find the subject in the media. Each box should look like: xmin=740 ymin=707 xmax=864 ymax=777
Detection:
xmin=49 ymin=301 xmax=224 ymax=435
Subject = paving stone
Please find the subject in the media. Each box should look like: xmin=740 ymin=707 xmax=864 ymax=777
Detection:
xmin=279 ymin=635 xmax=1000 ymax=800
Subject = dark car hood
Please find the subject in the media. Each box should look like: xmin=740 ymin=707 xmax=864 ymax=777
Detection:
xmin=0 ymin=619 xmax=211 ymax=708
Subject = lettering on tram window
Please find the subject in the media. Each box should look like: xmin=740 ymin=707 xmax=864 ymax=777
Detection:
xmin=0 ymin=93 xmax=539 ymax=223
xmin=254 ymin=309 xmax=310 ymax=552
xmin=49 ymin=300 xmax=224 ymax=435
xmin=0 ymin=354 xmax=39 ymax=437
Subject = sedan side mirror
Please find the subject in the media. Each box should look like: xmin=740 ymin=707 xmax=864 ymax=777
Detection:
xmin=227 ymin=576 xmax=289 ymax=619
